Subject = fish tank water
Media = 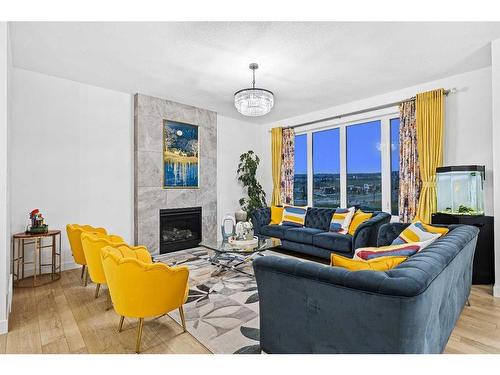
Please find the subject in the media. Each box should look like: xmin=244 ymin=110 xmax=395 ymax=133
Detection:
xmin=436 ymin=165 xmax=485 ymax=215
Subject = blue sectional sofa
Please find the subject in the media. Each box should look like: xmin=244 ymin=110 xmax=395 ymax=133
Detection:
xmin=253 ymin=223 xmax=479 ymax=354
xmin=251 ymin=207 xmax=391 ymax=259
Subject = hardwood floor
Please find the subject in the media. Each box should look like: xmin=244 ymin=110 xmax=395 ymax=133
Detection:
xmin=0 ymin=268 xmax=210 ymax=354
xmin=0 ymin=268 xmax=499 ymax=354
xmin=444 ymin=285 xmax=500 ymax=354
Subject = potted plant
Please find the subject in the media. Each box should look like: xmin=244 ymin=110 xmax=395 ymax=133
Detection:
xmin=237 ymin=150 xmax=267 ymax=218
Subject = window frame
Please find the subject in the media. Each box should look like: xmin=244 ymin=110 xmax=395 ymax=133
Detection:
xmin=293 ymin=133 xmax=308 ymax=206
xmin=294 ymin=106 xmax=399 ymax=217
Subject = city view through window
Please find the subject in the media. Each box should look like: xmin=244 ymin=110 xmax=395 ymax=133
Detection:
xmin=313 ymin=128 xmax=340 ymax=208
xmin=293 ymin=117 xmax=400 ymax=214
xmin=347 ymin=120 xmax=382 ymax=210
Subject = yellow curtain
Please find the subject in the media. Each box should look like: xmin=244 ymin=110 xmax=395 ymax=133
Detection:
xmin=271 ymin=127 xmax=283 ymax=206
xmin=416 ymin=89 xmax=444 ymax=223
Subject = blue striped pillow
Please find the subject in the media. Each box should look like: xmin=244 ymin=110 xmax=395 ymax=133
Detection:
xmin=281 ymin=205 xmax=307 ymax=227
xmin=330 ymin=207 xmax=355 ymax=233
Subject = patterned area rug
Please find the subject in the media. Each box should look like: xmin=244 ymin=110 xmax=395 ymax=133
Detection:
xmin=155 ymin=247 xmax=289 ymax=354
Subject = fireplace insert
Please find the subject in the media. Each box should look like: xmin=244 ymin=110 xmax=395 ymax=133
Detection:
xmin=159 ymin=207 xmax=202 ymax=254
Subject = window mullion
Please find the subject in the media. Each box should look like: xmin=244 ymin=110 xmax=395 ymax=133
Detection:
xmin=381 ymin=117 xmax=391 ymax=213
xmin=340 ymin=125 xmax=347 ymax=208
xmin=306 ymin=132 xmax=313 ymax=206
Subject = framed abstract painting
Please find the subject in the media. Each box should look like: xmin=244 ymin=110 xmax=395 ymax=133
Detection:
xmin=163 ymin=120 xmax=199 ymax=188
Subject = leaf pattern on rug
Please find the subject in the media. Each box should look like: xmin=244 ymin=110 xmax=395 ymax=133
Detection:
xmin=186 ymin=284 xmax=214 ymax=307
xmin=242 ymin=286 xmax=258 ymax=292
xmin=240 ymin=326 xmax=260 ymax=341
xmin=234 ymin=326 xmax=261 ymax=354
xmin=203 ymin=273 xmax=256 ymax=297
xmin=158 ymin=246 xmax=292 ymax=354
xmin=244 ymin=292 xmax=259 ymax=304
xmin=186 ymin=296 xmax=258 ymax=338
xmin=233 ymin=345 xmax=261 ymax=354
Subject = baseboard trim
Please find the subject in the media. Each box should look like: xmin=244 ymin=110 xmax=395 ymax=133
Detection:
xmin=0 ymin=318 xmax=7 ymax=334
xmin=494 ymin=284 xmax=500 ymax=298
xmin=62 ymin=262 xmax=80 ymax=272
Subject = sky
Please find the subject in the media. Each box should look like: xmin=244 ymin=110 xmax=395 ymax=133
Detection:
xmin=294 ymin=118 xmax=400 ymax=174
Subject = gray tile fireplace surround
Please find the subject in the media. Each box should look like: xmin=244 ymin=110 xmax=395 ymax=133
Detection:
xmin=134 ymin=93 xmax=217 ymax=254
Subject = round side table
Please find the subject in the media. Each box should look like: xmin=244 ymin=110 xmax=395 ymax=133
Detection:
xmin=12 ymin=230 xmax=62 ymax=288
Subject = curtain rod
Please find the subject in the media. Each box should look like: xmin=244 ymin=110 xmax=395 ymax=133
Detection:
xmin=285 ymin=88 xmax=454 ymax=130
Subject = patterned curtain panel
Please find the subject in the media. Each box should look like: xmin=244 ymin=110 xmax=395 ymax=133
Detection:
xmin=271 ymin=127 xmax=283 ymax=206
xmin=280 ymin=128 xmax=295 ymax=205
xmin=416 ymin=89 xmax=444 ymax=223
xmin=399 ymin=99 xmax=420 ymax=223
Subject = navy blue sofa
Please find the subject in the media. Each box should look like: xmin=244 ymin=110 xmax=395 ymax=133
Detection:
xmin=253 ymin=223 xmax=479 ymax=353
xmin=251 ymin=207 xmax=391 ymax=259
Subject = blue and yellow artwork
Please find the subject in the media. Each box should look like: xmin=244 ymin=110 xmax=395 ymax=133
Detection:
xmin=163 ymin=120 xmax=199 ymax=188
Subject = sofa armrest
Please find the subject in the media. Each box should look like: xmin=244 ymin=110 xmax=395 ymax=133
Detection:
xmin=352 ymin=211 xmax=391 ymax=250
xmin=251 ymin=207 xmax=271 ymax=235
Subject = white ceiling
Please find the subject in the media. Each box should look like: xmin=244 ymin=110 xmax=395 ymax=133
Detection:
xmin=9 ymin=22 xmax=500 ymax=124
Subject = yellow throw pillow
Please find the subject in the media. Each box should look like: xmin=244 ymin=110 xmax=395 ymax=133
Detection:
xmin=270 ymin=206 xmax=284 ymax=225
xmin=331 ymin=254 xmax=407 ymax=271
xmin=348 ymin=210 xmax=373 ymax=235
xmin=422 ymin=223 xmax=449 ymax=235
xmin=412 ymin=217 xmax=449 ymax=236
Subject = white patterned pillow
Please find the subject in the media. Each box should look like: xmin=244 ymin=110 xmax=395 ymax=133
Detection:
xmin=329 ymin=207 xmax=355 ymax=233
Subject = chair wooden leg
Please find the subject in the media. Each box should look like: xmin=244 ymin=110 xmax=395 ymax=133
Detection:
xmin=136 ymin=318 xmax=144 ymax=354
xmin=179 ymin=306 xmax=187 ymax=332
xmin=80 ymin=265 xmax=86 ymax=279
xmin=83 ymin=268 xmax=88 ymax=287
xmin=95 ymin=283 xmax=101 ymax=298
xmin=105 ymin=289 xmax=113 ymax=311
xmin=118 ymin=316 xmax=125 ymax=332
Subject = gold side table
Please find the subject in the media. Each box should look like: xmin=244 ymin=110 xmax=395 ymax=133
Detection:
xmin=12 ymin=230 xmax=62 ymax=287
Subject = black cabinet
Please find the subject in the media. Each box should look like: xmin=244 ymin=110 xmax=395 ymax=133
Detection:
xmin=431 ymin=213 xmax=494 ymax=284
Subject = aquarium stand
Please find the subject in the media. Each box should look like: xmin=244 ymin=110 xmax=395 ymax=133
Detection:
xmin=432 ymin=213 xmax=494 ymax=285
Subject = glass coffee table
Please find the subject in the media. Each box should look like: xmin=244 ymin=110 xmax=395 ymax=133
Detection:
xmin=201 ymin=236 xmax=281 ymax=276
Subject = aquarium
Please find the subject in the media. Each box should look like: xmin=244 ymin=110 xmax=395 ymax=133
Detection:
xmin=436 ymin=165 xmax=485 ymax=215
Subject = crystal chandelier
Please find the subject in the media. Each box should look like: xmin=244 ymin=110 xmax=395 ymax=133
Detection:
xmin=234 ymin=63 xmax=274 ymax=117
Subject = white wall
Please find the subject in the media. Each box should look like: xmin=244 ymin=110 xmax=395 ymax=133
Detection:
xmin=217 ymin=115 xmax=266 ymax=240
xmin=0 ymin=22 xmax=11 ymax=334
xmin=492 ymin=40 xmax=500 ymax=297
xmin=10 ymin=68 xmax=134 ymax=271
xmin=260 ymin=67 xmax=494 ymax=215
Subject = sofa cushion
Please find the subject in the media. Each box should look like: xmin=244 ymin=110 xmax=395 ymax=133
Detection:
xmin=391 ymin=220 xmax=442 ymax=245
xmin=312 ymin=231 xmax=353 ymax=254
xmin=259 ymin=224 xmax=288 ymax=239
xmin=281 ymin=205 xmax=307 ymax=227
xmin=353 ymin=241 xmax=434 ymax=261
xmin=284 ymin=227 xmax=324 ymax=245
xmin=348 ymin=210 xmax=373 ymax=235
xmin=331 ymin=253 xmax=407 ymax=271
xmin=330 ymin=207 xmax=355 ymax=233
xmin=270 ymin=206 xmax=284 ymax=224
xmin=304 ymin=207 xmax=335 ymax=231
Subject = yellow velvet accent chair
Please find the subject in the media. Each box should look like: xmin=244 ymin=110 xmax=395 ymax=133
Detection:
xmin=81 ymin=232 xmax=150 ymax=298
xmin=66 ymin=224 xmax=107 ymax=285
xmin=101 ymin=246 xmax=189 ymax=353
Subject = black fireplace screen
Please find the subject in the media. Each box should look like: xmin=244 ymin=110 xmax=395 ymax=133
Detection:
xmin=159 ymin=207 xmax=202 ymax=254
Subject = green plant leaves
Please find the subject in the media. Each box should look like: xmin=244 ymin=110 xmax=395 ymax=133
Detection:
xmin=237 ymin=151 xmax=267 ymax=217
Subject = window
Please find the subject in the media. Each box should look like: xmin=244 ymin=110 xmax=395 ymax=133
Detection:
xmin=293 ymin=134 xmax=308 ymax=206
xmin=291 ymin=109 xmax=400 ymax=216
xmin=346 ymin=120 xmax=382 ymax=211
xmin=313 ymin=129 xmax=340 ymax=208
xmin=390 ymin=118 xmax=400 ymax=216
